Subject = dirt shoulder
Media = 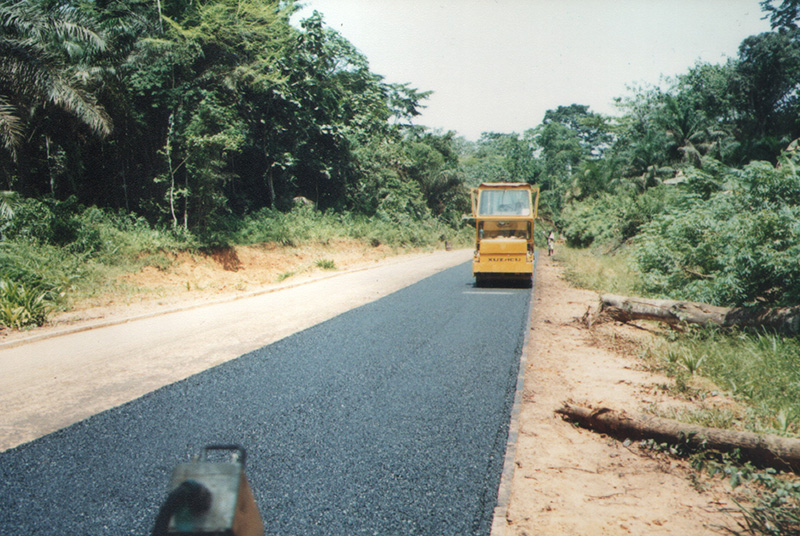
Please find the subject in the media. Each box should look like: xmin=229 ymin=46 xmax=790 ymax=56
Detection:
xmin=496 ymin=254 xmax=745 ymax=535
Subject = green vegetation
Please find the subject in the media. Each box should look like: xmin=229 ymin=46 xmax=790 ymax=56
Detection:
xmin=558 ymin=246 xmax=641 ymax=297
xmin=633 ymin=157 xmax=800 ymax=306
xmin=0 ymin=0 xmax=469 ymax=231
xmin=314 ymin=259 xmax=336 ymax=270
xmin=563 ymin=246 xmax=800 ymax=535
xmin=0 ymin=277 xmax=52 ymax=328
xmin=543 ymin=14 xmax=800 ymax=528
xmin=550 ymin=1 xmax=800 ymax=481
xmin=645 ymin=330 xmax=800 ymax=435
xmin=0 ymin=196 xmax=470 ymax=327
xmin=233 ymin=205 xmax=468 ymax=250
xmin=0 ymin=0 xmax=481 ymax=327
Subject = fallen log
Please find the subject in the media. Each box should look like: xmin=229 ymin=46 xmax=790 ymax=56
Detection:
xmin=596 ymin=294 xmax=800 ymax=336
xmin=556 ymin=402 xmax=800 ymax=472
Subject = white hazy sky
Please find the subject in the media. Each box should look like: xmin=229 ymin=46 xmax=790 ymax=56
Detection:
xmin=294 ymin=0 xmax=771 ymax=140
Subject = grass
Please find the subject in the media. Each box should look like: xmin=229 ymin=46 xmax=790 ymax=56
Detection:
xmin=276 ymin=271 xmax=295 ymax=282
xmin=0 ymin=277 xmax=52 ymax=328
xmin=315 ymin=259 xmax=337 ymax=270
xmin=646 ymin=329 xmax=800 ymax=437
xmin=557 ymin=245 xmax=641 ymax=296
xmin=235 ymin=206 xmax=472 ymax=250
xmin=559 ymin=244 xmax=800 ymax=435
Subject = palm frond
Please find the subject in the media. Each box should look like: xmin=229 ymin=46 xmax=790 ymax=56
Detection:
xmin=47 ymin=78 xmax=112 ymax=137
xmin=0 ymin=95 xmax=24 ymax=160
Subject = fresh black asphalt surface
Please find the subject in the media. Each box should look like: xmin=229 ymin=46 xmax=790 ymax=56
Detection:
xmin=0 ymin=261 xmax=531 ymax=536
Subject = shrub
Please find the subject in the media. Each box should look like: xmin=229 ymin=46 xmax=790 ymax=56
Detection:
xmin=0 ymin=278 xmax=54 ymax=328
xmin=560 ymin=186 xmax=678 ymax=248
xmin=561 ymin=195 xmax=621 ymax=247
xmin=634 ymin=159 xmax=800 ymax=306
xmin=0 ymin=194 xmax=468 ymax=328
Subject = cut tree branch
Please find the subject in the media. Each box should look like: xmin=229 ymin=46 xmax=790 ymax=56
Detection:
xmin=592 ymin=294 xmax=800 ymax=336
xmin=556 ymin=402 xmax=800 ymax=472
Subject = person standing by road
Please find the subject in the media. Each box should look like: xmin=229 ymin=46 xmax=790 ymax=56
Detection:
xmin=547 ymin=230 xmax=555 ymax=256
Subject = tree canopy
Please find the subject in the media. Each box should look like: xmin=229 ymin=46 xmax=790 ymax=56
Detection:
xmin=0 ymin=0 xmax=466 ymax=235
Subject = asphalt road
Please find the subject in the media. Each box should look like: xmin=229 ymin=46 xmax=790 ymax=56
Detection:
xmin=0 ymin=261 xmax=531 ymax=536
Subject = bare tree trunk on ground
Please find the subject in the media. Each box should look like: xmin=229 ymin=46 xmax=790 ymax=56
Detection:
xmin=589 ymin=294 xmax=800 ymax=336
xmin=556 ymin=402 xmax=800 ymax=472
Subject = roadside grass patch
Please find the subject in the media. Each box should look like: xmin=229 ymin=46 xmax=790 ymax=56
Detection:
xmin=562 ymin=244 xmax=800 ymax=430
xmin=235 ymin=206 xmax=471 ymax=250
xmin=646 ymin=329 xmax=800 ymax=437
xmin=315 ymin=259 xmax=336 ymax=270
xmin=276 ymin=271 xmax=295 ymax=282
xmin=562 ymin=244 xmax=800 ymax=534
xmin=0 ymin=278 xmax=53 ymax=328
xmin=2 ymin=199 xmax=469 ymax=328
xmin=639 ymin=328 xmax=800 ymax=536
xmin=558 ymin=245 xmax=641 ymax=296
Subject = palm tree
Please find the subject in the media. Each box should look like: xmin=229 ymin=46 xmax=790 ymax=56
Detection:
xmin=655 ymin=95 xmax=710 ymax=167
xmin=0 ymin=0 xmax=111 ymax=161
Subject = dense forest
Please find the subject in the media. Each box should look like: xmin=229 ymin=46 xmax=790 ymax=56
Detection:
xmin=4 ymin=0 xmax=800 ymax=326
xmin=0 ymin=0 xmax=467 ymax=228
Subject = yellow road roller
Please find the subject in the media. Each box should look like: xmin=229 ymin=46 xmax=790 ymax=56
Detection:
xmin=471 ymin=182 xmax=540 ymax=286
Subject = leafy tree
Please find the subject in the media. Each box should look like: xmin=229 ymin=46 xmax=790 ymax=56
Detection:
xmin=541 ymin=104 xmax=612 ymax=157
xmin=470 ymin=132 xmax=538 ymax=184
xmin=402 ymin=130 xmax=468 ymax=223
xmin=239 ymin=11 xmax=430 ymax=217
xmin=531 ymin=121 xmax=582 ymax=201
xmin=733 ymin=31 xmax=800 ymax=153
xmin=528 ymin=105 xmax=612 ymax=215
xmin=612 ymin=84 xmax=672 ymax=179
xmin=761 ymin=0 xmax=800 ymax=31
xmin=119 ymin=0 xmax=296 ymax=229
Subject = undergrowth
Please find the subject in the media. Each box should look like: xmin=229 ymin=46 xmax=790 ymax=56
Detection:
xmin=558 ymin=245 xmax=641 ymax=296
xmin=641 ymin=330 xmax=800 ymax=536
xmin=233 ymin=206 xmax=470 ymax=249
xmin=0 ymin=197 xmax=470 ymax=328
xmin=646 ymin=329 xmax=800 ymax=437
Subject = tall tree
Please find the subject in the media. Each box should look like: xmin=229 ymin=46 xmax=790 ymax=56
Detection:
xmin=761 ymin=0 xmax=800 ymax=31
xmin=733 ymin=31 xmax=800 ymax=159
xmin=541 ymin=104 xmax=612 ymax=157
xmin=529 ymin=105 xmax=612 ymax=209
xmin=402 ymin=130 xmax=467 ymax=222
xmin=135 ymin=0 xmax=294 ymax=228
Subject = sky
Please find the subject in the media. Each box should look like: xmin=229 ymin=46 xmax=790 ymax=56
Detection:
xmin=293 ymin=0 xmax=772 ymax=141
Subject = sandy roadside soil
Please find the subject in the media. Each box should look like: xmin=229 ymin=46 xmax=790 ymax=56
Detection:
xmin=496 ymin=254 xmax=745 ymax=536
xmin=0 ymin=239 xmax=428 ymax=346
